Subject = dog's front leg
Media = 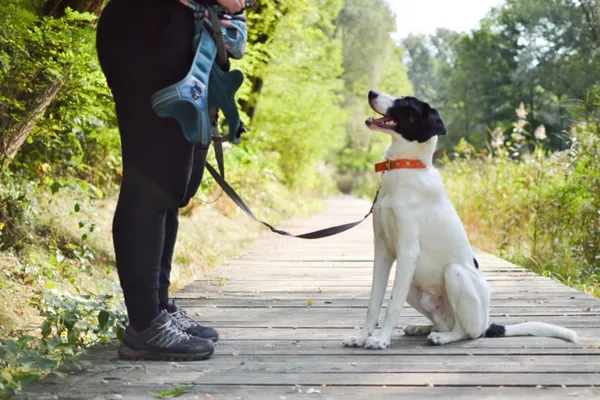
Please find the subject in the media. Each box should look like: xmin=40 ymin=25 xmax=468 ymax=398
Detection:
xmin=342 ymin=240 xmax=393 ymax=348
xmin=365 ymin=241 xmax=419 ymax=350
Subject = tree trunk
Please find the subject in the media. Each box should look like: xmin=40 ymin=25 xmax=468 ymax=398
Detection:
xmin=1 ymin=81 xmax=63 ymax=160
xmin=0 ymin=0 xmax=104 ymax=170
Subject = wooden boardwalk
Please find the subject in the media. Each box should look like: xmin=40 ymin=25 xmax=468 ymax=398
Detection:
xmin=19 ymin=197 xmax=600 ymax=399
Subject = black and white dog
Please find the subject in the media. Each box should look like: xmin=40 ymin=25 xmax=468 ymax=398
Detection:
xmin=342 ymin=91 xmax=578 ymax=349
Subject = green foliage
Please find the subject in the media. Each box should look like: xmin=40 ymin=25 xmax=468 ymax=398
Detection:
xmin=0 ymin=1 xmax=118 ymax=188
xmin=402 ymin=0 xmax=600 ymax=152
xmin=249 ymin=0 xmax=346 ymax=190
xmin=441 ymin=90 xmax=600 ymax=296
xmin=0 ymin=287 xmax=126 ymax=398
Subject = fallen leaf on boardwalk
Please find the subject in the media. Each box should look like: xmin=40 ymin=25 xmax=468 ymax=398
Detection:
xmin=194 ymin=312 xmax=201 ymax=317
xmin=584 ymin=308 xmax=592 ymax=312
xmin=388 ymin=280 xmax=393 ymax=284
xmin=149 ymin=385 xmax=192 ymax=398
xmin=219 ymin=330 xmax=228 ymax=335
xmin=324 ymin=301 xmax=332 ymax=304
xmin=307 ymin=300 xmax=313 ymax=307
xmin=425 ymin=382 xmax=434 ymax=387
xmin=205 ymin=394 xmax=213 ymax=399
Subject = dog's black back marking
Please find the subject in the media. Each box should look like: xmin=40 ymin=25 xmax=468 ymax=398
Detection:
xmin=484 ymin=323 xmax=506 ymax=338
xmin=473 ymin=257 xmax=479 ymax=269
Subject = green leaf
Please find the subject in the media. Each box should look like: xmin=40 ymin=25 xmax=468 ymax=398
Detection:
xmin=116 ymin=324 xmax=125 ymax=342
xmin=98 ymin=310 xmax=110 ymax=329
xmin=50 ymin=181 xmax=62 ymax=194
xmin=149 ymin=386 xmax=193 ymax=398
xmin=74 ymin=203 xmax=81 ymax=212
xmin=17 ymin=373 xmax=42 ymax=387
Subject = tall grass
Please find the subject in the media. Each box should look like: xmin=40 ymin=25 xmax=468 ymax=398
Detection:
xmin=441 ymin=98 xmax=600 ymax=296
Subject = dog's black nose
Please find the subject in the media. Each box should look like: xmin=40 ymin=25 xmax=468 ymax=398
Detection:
xmin=368 ymin=90 xmax=378 ymax=101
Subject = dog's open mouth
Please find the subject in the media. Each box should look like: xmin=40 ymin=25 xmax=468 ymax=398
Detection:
xmin=366 ymin=116 xmax=397 ymax=130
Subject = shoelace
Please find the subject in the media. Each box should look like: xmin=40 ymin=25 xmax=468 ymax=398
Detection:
xmin=149 ymin=318 xmax=192 ymax=348
xmin=170 ymin=308 xmax=196 ymax=330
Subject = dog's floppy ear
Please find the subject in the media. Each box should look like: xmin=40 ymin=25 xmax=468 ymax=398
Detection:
xmin=422 ymin=102 xmax=431 ymax=120
xmin=416 ymin=104 xmax=446 ymax=143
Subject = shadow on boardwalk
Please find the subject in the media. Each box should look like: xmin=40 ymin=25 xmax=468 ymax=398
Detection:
xmin=17 ymin=197 xmax=600 ymax=399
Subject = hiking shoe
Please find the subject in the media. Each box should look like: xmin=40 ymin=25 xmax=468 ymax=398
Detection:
xmin=118 ymin=310 xmax=215 ymax=361
xmin=166 ymin=300 xmax=219 ymax=342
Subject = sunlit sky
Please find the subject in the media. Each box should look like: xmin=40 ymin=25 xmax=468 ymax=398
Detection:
xmin=385 ymin=0 xmax=504 ymax=39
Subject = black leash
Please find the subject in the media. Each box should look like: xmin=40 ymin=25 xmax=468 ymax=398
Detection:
xmin=205 ymin=158 xmax=378 ymax=239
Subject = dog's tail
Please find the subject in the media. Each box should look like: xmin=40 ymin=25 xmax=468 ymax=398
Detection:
xmin=484 ymin=322 xmax=577 ymax=342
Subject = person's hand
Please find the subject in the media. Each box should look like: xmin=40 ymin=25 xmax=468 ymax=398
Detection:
xmin=216 ymin=0 xmax=245 ymax=13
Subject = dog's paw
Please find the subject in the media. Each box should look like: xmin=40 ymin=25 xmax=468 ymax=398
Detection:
xmin=427 ymin=332 xmax=445 ymax=345
xmin=342 ymin=333 xmax=368 ymax=348
xmin=403 ymin=324 xmax=433 ymax=336
xmin=364 ymin=335 xmax=390 ymax=350
xmin=427 ymin=331 xmax=464 ymax=346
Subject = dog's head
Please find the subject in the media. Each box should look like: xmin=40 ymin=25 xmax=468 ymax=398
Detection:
xmin=365 ymin=91 xmax=446 ymax=143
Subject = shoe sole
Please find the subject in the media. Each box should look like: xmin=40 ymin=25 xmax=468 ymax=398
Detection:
xmin=118 ymin=346 xmax=214 ymax=361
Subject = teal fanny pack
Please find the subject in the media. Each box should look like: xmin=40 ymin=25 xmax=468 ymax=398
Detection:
xmin=150 ymin=1 xmax=247 ymax=145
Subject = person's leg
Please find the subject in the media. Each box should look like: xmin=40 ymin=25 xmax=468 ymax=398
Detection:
xmin=158 ymin=144 xmax=210 ymax=310
xmin=96 ymin=0 xmax=214 ymax=359
xmin=158 ymin=143 xmax=220 ymax=342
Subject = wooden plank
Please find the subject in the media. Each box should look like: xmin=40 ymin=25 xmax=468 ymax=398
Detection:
xmin=172 ymin=298 xmax=600 ymax=308
xmin=173 ymin=293 xmax=595 ymax=301
xmin=74 ymin=354 xmax=600 ymax=373
xmin=28 ymin=370 xmax=600 ymax=387
xmin=184 ymin=307 xmax=600 ymax=319
xmin=18 ymin=386 xmax=600 ymax=400
xmin=209 ymin=329 xmax=600 ymax=344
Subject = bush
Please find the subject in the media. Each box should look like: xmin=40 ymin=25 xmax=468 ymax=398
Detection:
xmin=0 ymin=287 xmax=126 ymax=398
xmin=441 ymin=94 xmax=600 ymax=296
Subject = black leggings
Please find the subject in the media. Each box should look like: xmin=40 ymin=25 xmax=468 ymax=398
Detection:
xmin=96 ymin=0 xmax=208 ymax=331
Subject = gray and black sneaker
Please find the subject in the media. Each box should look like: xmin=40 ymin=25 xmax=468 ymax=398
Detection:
xmin=166 ymin=300 xmax=219 ymax=342
xmin=118 ymin=310 xmax=215 ymax=361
